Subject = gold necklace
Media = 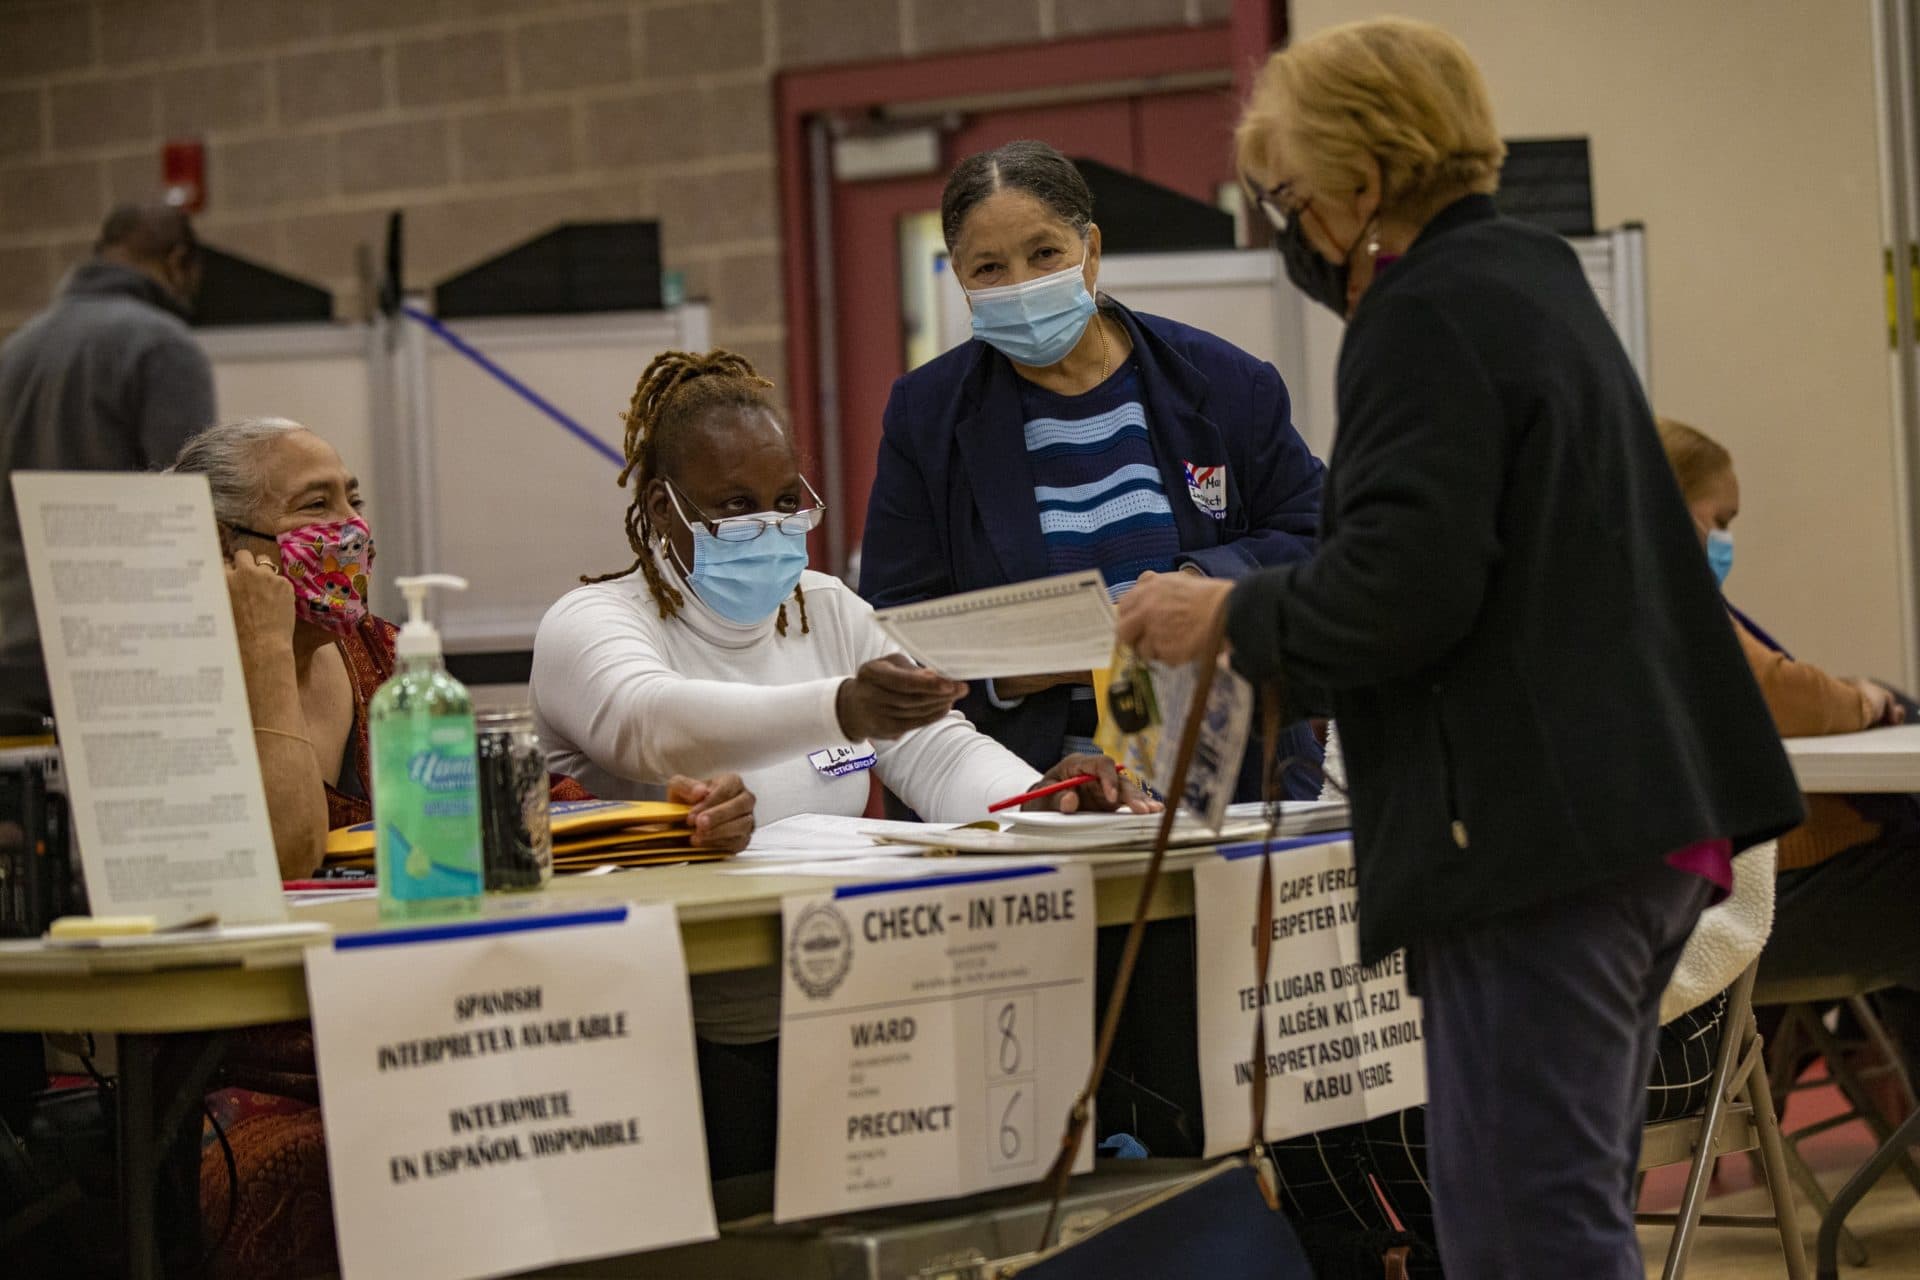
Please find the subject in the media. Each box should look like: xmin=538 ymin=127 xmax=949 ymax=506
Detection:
xmin=1096 ymin=312 xmax=1110 ymax=383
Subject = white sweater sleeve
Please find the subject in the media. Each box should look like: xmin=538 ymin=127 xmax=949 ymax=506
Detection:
xmin=531 ymin=588 xmax=845 ymax=784
xmin=843 ymin=595 xmax=1042 ymax=821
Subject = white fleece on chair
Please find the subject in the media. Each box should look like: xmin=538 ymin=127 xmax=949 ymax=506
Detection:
xmin=1659 ymin=839 xmax=1776 ymax=1022
xmin=1316 ymin=722 xmax=1775 ymax=1024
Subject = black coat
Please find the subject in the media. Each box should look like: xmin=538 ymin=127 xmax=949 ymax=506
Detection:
xmin=1226 ymin=195 xmax=1804 ymax=963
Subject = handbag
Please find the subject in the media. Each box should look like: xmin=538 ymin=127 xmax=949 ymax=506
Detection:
xmin=999 ymin=618 xmax=1314 ymax=1278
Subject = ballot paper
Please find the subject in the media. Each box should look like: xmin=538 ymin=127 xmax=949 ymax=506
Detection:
xmin=11 ymin=472 xmax=284 ymax=925
xmin=870 ymin=571 xmax=1116 ymax=680
xmin=774 ymin=864 xmax=1095 ymax=1221
xmin=1192 ymin=836 xmax=1425 ymax=1155
xmin=306 ymin=902 xmax=716 ymax=1280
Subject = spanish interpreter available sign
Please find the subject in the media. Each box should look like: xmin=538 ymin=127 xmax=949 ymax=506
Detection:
xmin=774 ymin=864 xmax=1095 ymax=1221
xmin=305 ymin=903 xmax=716 ymax=1279
xmin=1193 ymin=836 xmax=1427 ymax=1155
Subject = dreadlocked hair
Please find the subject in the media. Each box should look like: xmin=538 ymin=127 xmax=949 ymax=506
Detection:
xmin=582 ymin=348 xmax=811 ymax=636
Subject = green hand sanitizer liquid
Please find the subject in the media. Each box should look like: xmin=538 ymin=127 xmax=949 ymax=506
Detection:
xmin=371 ymin=574 xmax=483 ymax=921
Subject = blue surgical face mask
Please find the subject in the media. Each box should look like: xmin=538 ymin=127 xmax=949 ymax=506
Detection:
xmin=1706 ymin=529 xmax=1734 ymax=586
xmin=966 ymin=256 xmax=1098 ymax=367
xmin=666 ymin=490 xmax=811 ymax=625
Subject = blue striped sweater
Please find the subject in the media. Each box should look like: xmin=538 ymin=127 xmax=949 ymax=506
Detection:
xmin=1019 ymin=362 xmax=1180 ymax=753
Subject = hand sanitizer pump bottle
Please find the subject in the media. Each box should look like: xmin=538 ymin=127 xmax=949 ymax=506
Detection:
xmin=371 ymin=575 xmax=482 ymax=921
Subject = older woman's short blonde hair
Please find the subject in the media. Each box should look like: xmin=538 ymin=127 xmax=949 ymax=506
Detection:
xmin=1237 ymin=18 xmax=1505 ymax=221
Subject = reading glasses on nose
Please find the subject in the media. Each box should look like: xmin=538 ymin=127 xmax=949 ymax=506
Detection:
xmin=670 ymin=476 xmax=827 ymax=542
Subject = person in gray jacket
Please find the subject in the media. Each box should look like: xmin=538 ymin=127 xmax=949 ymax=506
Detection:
xmin=0 ymin=202 xmax=214 ymax=718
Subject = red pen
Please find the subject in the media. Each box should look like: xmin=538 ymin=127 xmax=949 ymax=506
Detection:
xmin=988 ymin=773 xmax=1098 ymax=813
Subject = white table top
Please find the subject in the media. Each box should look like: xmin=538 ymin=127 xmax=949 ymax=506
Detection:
xmin=0 ymin=847 xmax=1215 ymax=1034
xmin=1784 ymin=723 xmax=1920 ymax=792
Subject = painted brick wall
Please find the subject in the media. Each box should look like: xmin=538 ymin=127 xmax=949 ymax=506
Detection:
xmin=0 ymin=0 xmax=1229 ymax=383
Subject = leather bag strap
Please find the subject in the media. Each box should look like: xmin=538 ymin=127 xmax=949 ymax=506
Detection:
xmin=1036 ymin=621 xmax=1290 ymax=1239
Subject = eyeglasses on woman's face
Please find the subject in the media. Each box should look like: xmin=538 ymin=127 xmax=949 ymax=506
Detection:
xmin=667 ymin=475 xmax=827 ymax=543
xmin=1247 ymin=175 xmax=1311 ymax=234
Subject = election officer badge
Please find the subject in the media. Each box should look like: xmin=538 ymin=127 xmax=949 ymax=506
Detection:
xmin=1182 ymin=461 xmax=1227 ymax=519
xmin=788 ymin=901 xmax=854 ymax=999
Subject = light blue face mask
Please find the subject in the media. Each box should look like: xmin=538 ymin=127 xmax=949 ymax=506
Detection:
xmin=667 ymin=486 xmax=813 ymax=625
xmin=1706 ymin=529 xmax=1734 ymax=586
xmin=966 ymin=258 xmax=1098 ymax=367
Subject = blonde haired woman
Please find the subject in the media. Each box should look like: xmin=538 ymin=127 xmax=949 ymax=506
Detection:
xmin=1119 ymin=19 xmax=1802 ymax=1275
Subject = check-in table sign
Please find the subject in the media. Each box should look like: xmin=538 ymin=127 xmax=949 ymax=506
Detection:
xmin=306 ymin=903 xmax=717 ymax=1280
xmin=1194 ymin=835 xmax=1427 ymax=1155
xmin=775 ymin=864 xmax=1095 ymax=1221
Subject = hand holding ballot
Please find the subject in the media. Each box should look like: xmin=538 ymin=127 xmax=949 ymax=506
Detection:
xmin=835 ymin=653 xmax=969 ymax=740
xmin=1115 ymin=569 xmax=1235 ymax=666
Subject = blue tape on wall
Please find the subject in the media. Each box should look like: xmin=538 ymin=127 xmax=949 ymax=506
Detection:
xmin=402 ymin=305 xmax=626 ymax=467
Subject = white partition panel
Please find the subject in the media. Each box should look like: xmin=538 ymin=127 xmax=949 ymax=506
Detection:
xmin=418 ymin=305 xmax=711 ymax=654
xmin=201 ymin=324 xmax=378 ymax=511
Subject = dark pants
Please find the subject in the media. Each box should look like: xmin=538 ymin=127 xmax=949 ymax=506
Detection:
xmin=695 ymin=1036 xmax=779 ymax=1181
xmin=1762 ymin=837 xmax=1920 ymax=1067
xmin=1414 ymin=861 xmax=1711 ymax=1279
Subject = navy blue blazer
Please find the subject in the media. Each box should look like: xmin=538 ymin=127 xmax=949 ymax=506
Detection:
xmin=859 ymin=300 xmax=1327 ymax=795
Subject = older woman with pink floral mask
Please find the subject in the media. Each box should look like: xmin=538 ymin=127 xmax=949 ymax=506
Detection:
xmin=167 ymin=416 xmax=755 ymax=1279
xmin=170 ymin=417 xmax=753 ymax=879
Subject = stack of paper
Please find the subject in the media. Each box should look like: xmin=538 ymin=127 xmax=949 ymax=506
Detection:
xmin=322 ymin=799 xmax=730 ymax=875
xmin=873 ymin=799 xmax=1350 ymax=855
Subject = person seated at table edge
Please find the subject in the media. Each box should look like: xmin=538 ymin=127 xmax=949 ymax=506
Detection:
xmin=166 ymin=416 xmax=755 ymax=1277
xmin=170 ymin=416 xmax=755 ymax=881
xmin=1659 ymin=416 xmax=1920 ymax=1069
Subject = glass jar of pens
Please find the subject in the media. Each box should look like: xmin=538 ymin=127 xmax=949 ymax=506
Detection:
xmin=475 ymin=709 xmax=552 ymax=891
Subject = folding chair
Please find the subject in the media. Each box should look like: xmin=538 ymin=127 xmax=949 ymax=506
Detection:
xmin=1752 ymin=973 xmax=1920 ymax=1275
xmin=1635 ymin=960 xmax=1809 ymax=1280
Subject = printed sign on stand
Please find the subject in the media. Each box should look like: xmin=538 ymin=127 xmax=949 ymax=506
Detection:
xmin=1193 ymin=836 xmax=1426 ymax=1155
xmin=12 ymin=472 xmax=284 ymax=924
xmin=305 ymin=903 xmax=716 ymax=1280
xmin=774 ymin=864 xmax=1095 ymax=1222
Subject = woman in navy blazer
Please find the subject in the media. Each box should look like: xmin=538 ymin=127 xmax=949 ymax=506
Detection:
xmin=859 ymin=140 xmax=1326 ymax=798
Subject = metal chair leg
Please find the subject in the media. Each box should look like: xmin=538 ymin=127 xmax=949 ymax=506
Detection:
xmin=1846 ymin=996 xmax=1920 ymax=1125
xmin=1662 ymin=1030 xmax=1746 ymax=1280
xmin=1807 ymin=1006 xmax=1920 ymax=1199
xmin=1779 ymin=1125 xmax=1868 ymax=1267
xmin=1747 ymin=1035 xmax=1812 ymax=1280
xmin=1817 ymin=1108 xmax=1920 ymax=1280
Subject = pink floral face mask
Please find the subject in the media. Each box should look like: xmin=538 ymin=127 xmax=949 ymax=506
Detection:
xmin=234 ymin=515 xmax=376 ymax=635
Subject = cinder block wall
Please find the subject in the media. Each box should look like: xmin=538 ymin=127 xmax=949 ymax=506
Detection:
xmin=0 ymin=0 xmax=1226 ymax=385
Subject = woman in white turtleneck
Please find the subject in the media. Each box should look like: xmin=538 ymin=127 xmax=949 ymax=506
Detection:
xmin=530 ymin=348 xmax=1147 ymax=1178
